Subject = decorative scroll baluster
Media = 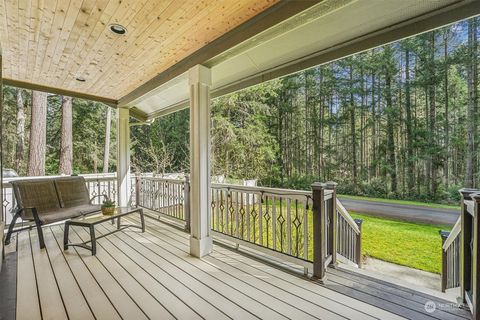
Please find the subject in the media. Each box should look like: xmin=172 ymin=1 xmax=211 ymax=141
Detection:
xmin=272 ymin=197 xmax=277 ymax=250
xmin=246 ymin=194 xmax=251 ymax=242
xmin=258 ymin=195 xmax=263 ymax=246
xmin=278 ymin=198 xmax=285 ymax=252
xmin=211 ymin=190 xmax=215 ymax=230
xmin=235 ymin=192 xmax=240 ymax=238
xmin=286 ymin=199 xmax=291 ymax=255
xmin=239 ymin=193 xmax=244 ymax=239
xmin=303 ymin=200 xmax=309 ymax=261
xmin=264 ymin=196 xmax=270 ymax=247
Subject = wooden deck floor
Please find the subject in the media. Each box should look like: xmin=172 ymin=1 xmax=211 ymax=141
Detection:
xmin=2 ymin=214 xmax=471 ymax=320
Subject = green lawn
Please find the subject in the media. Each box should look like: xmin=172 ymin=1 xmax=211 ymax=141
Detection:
xmin=339 ymin=194 xmax=460 ymax=210
xmin=351 ymin=212 xmax=452 ymax=274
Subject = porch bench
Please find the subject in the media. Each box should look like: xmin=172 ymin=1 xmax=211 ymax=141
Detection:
xmin=4 ymin=176 xmax=105 ymax=249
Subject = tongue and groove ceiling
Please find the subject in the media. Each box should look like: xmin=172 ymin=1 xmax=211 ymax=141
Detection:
xmin=0 ymin=0 xmax=279 ymax=101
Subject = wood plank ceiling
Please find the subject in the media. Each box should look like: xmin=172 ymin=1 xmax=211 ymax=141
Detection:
xmin=0 ymin=0 xmax=278 ymax=101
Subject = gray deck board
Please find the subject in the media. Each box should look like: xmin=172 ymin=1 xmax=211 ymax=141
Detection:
xmin=0 ymin=251 xmax=17 ymax=320
xmin=1 ymin=212 xmax=470 ymax=320
xmin=325 ymin=267 xmax=471 ymax=319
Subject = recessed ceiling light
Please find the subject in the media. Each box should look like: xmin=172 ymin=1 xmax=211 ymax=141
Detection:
xmin=75 ymin=76 xmax=86 ymax=82
xmin=109 ymin=24 xmax=127 ymax=35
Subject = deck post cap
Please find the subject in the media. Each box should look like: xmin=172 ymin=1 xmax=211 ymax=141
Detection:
xmin=311 ymin=182 xmax=326 ymax=190
xmin=459 ymin=188 xmax=479 ymax=197
xmin=325 ymin=181 xmax=337 ymax=189
xmin=471 ymin=193 xmax=480 ymax=203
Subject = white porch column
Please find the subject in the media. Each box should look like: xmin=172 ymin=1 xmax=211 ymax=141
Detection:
xmin=117 ymin=107 xmax=131 ymax=207
xmin=189 ymin=65 xmax=213 ymax=258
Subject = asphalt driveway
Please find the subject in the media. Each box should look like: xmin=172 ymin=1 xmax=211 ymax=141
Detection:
xmin=338 ymin=197 xmax=460 ymax=226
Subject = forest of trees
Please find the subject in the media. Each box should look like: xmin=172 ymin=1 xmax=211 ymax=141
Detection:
xmin=133 ymin=18 xmax=480 ymax=203
xmin=2 ymin=18 xmax=480 ymax=204
xmin=1 ymin=88 xmax=115 ymax=175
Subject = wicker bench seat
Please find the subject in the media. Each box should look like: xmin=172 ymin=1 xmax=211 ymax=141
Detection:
xmin=5 ymin=176 xmax=104 ymax=249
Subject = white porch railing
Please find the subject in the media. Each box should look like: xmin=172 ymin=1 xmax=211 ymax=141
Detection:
xmin=133 ymin=176 xmax=190 ymax=229
xmin=2 ymin=174 xmax=362 ymax=278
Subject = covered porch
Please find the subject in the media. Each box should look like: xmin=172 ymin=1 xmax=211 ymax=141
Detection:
xmin=1 ymin=212 xmax=472 ymax=320
xmin=1 ymin=0 xmax=480 ymax=319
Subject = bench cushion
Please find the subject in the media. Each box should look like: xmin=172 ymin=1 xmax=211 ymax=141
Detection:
xmin=38 ymin=208 xmax=79 ymax=224
xmin=54 ymin=176 xmax=90 ymax=208
xmin=11 ymin=179 xmax=61 ymax=220
xmin=75 ymin=204 xmax=101 ymax=215
xmin=39 ymin=205 xmax=101 ymax=224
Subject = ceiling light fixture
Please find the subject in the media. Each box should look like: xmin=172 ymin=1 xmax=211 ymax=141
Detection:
xmin=109 ymin=24 xmax=127 ymax=35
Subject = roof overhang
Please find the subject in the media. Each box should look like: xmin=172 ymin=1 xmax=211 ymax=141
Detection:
xmin=127 ymin=0 xmax=480 ymax=120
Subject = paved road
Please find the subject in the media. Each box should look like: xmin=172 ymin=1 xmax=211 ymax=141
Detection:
xmin=338 ymin=197 xmax=460 ymax=226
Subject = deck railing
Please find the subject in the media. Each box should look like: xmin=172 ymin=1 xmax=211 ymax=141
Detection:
xmin=336 ymin=198 xmax=362 ymax=267
xmin=2 ymin=174 xmax=362 ymax=279
xmin=210 ymin=183 xmax=314 ymax=271
xmin=133 ymin=177 xmax=361 ymax=277
xmin=457 ymin=189 xmax=480 ymax=318
xmin=440 ymin=217 xmax=461 ymax=292
xmin=85 ymin=175 xmax=118 ymax=205
xmin=134 ymin=176 xmax=190 ymax=230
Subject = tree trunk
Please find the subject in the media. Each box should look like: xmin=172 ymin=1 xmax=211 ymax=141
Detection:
xmin=465 ymin=19 xmax=477 ymax=188
xmin=349 ymin=64 xmax=357 ymax=185
xmin=28 ymin=91 xmax=47 ymax=176
xmin=405 ymin=48 xmax=415 ymax=193
xmin=385 ymin=50 xmax=397 ymax=193
xmin=103 ymin=107 xmax=112 ymax=173
xmin=428 ymin=33 xmax=437 ymax=196
xmin=443 ymin=31 xmax=449 ymax=190
xmin=59 ymin=96 xmax=73 ymax=175
xmin=15 ymin=89 xmax=25 ymax=173
xmin=370 ymin=68 xmax=376 ymax=180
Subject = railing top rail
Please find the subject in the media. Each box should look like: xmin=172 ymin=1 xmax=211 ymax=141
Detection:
xmin=336 ymin=198 xmax=360 ymax=234
xmin=137 ymin=176 xmax=186 ymax=184
xmin=443 ymin=216 xmax=461 ymax=250
xmin=2 ymin=173 xmax=118 ymax=187
xmin=211 ymin=183 xmax=314 ymax=200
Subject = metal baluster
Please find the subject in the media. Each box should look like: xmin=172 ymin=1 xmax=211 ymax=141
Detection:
xmin=286 ymin=198 xmax=291 ymax=255
xmin=97 ymin=180 xmax=101 ymax=204
xmin=272 ymin=196 xmax=277 ymax=251
xmin=265 ymin=196 xmax=270 ymax=247
xmin=303 ymin=200 xmax=308 ymax=260
xmin=215 ymin=189 xmax=220 ymax=231
xmin=235 ymin=192 xmax=240 ymax=238
xmin=246 ymin=193 xmax=250 ymax=242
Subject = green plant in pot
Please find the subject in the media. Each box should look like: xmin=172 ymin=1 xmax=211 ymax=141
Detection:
xmin=101 ymin=198 xmax=116 ymax=215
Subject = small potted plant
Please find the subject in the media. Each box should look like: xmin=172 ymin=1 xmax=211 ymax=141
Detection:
xmin=101 ymin=198 xmax=116 ymax=215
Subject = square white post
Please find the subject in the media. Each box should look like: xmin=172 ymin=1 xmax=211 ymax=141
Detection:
xmin=117 ymin=107 xmax=131 ymax=207
xmin=189 ymin=65 xmax=213 ymax=257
